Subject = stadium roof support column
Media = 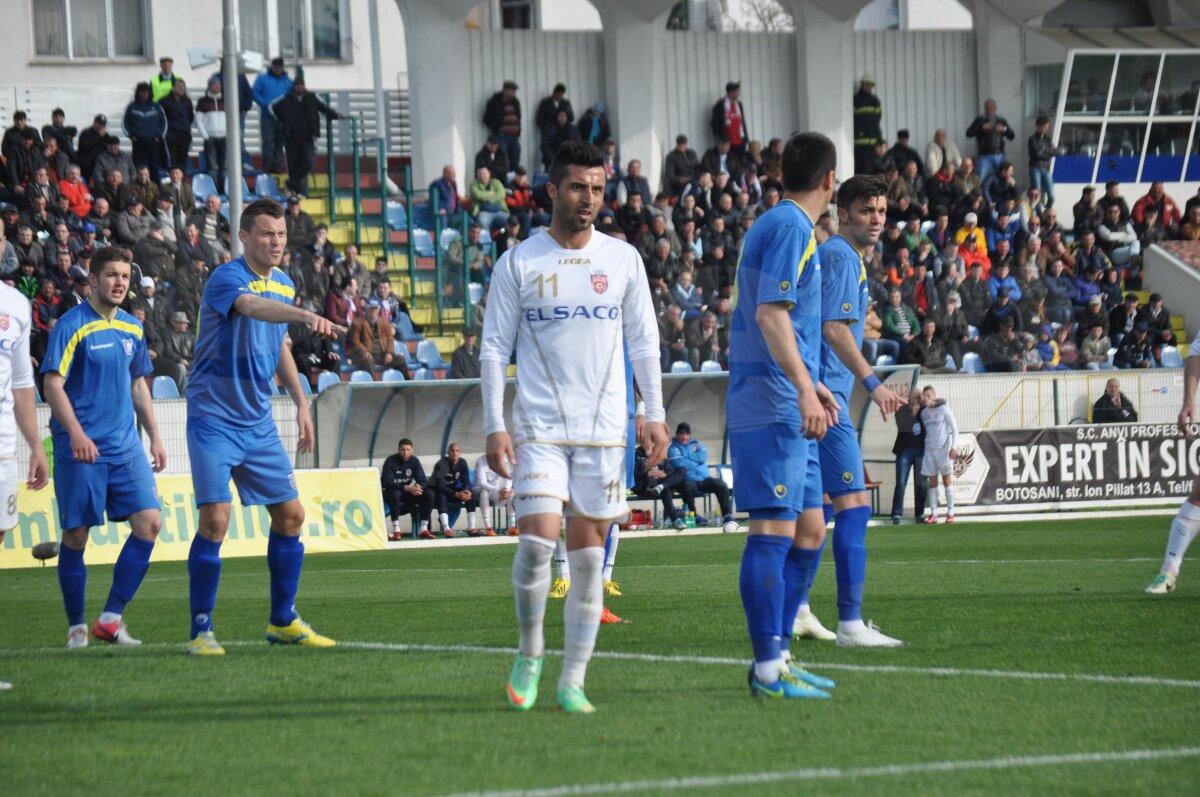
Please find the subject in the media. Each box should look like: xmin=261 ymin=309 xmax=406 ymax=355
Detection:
xmin=395 ymin=0 xmax=477 ymax=186
xmin=782 ymin=0 xmax=865 ymax=180
xmin=593 ymin=0 xmax=678 ymax=195
xmin=968 ymin=0 xmax=1027 ymax=175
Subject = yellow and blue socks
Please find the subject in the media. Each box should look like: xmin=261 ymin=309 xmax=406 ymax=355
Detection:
xmin=740 ymin=534 xmax=790 ymax=681
xmin=188 ymin=535 xmax=223 ymax=638
xmin=102 ymin=535 xmax=154 ymax=618
xmin=267 ymin=532 xmax=304 ymax=627
xmin=832 ymin=505 xmax=871 ymax=629
xmin=57 ymin=543 xmax=87 ymax=627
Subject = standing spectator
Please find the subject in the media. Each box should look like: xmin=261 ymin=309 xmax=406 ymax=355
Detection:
xmin=76 ymin=115 xmax=108 ymax=183
xmin=346 ymin=300 xmax=395 ymax=374
xmin=576 ymin=102 xmax=609 ymax=147
xmin=711 ymin=81 xmax=748 ymax=156
xmin=252 ymin=57 xmax=293 ymax=173
xmin=380 ymin=438 xmax=433 ymax=540
xmin=853 ymin=74 xmax=882 ymax=174
xmin=667 ymin=422 xmax=733 ymax=527
xmin=194 ymin=78 xmax=228 ymax=189
xmin=1 ymin=112 xmax=41 ymax=166
xmin=483 ymin=80 xmax=522 ymax=172
xmin=431 ymin=443 xmax=479 ymax=537
xmin=1093 ymin=378 xmax=1138 ymax=423
xmin=150 ymin=56 xmax=177 ymax=102
xmin=123 ymin=82 xmax=167 ymax=178
xmin=665 ymin=134 xmax=700 ymax=196
xmin=965 ymin=98 xmax=1015 ymax=182
xmin=1115 ymin=322 xmax=1154 ymax=369
xmin=449 ymin=326 xmax=481 ymax=379
xmin=7 ymin=130 xmax=46 ymax=200
xmin=534 ymin=83 xmax=572 ymax=169
xmin=890 ymin=388 xmax=927 ymax=524
xmin=159 ymin=80 xmax=195 ymax=172
xmin=209 ymin=61 xmax=254 ymax=166
xmin=1027 ymin=115 xmax=1055 ymax=209
xmin=925 ymin=129 xmax=962 ymax=176
xmin=273 ymin=77 xmax=340 ymax=197
xmin=41 ymin=108 xmax=78 ymax=164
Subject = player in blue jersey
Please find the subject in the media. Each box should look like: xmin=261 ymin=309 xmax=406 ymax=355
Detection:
xmin=806 ymin=174 xmax=906 ymax=647
xmin=727 ymin=133 xmax=839 ymax=699
xmin=184 ymin=199 xmax=344 ymax=655
xmin=42 ymin=247 xmax=167 ymax=648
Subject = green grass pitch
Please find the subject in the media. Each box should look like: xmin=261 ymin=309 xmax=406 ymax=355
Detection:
xmin=1 ymin=516 xmax=1197 ymax=796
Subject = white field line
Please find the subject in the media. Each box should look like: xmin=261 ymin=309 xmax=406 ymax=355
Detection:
xmin=427 ymin=747 xmax=1200 ymax=797
xmin=4 ymin=639 xmax=1198 ymax=690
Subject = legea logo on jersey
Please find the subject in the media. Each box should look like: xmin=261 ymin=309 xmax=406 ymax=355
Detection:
xmin=558 ymin=258 xmax=590 ymax=265
xmin=591 ymin=273 xmax=608 ymax=294
xmin=524 ymin=305 xmax=620 ymax=322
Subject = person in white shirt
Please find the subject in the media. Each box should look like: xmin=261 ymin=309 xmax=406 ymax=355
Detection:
xmin=474 ymin=453 xmax=516 ymax=536
xmin=919 ymin=385 xmax=959 ymax=523
xmin=1146 ymin=352 xmax=1200 ymax=594
xmin=0 ymin=283 xmax=51 ymax=690
xmin=481 ymin=141 xmax=668 ymax=714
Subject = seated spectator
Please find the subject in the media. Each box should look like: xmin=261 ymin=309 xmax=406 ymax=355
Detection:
xmin=1072 ymin=262 xmax=1104 ymax=310
xmin=881 ymin=286 xmax=919 ymax=348
xmin=15 ymin=258 xmax=38 ymax=300
xmin=325 ymin=276 xmax=355 ymax=330
xmin=987 ymin=261 xmax=1020 ymax=302
xmin=685 ymin=310 xmax=721 ymax=370
xmin=1136 ymin=292 xmax=1178 ymax=363
xmin=1097 ymin=203 xmax=1140 ymax=268
xmin=861 ymin=300 xmax=900 ymax=364
xmin=954 ymin=157 xmax=981 ymax=199
xmin=33 ymin=278 xmax=59 ymax=331
xmin=1055 ymin=324 xmax=1080 ymax=369
xmin=1017 ymin=186 xmax=1044 ymax=230
xmin=1107 ymin=292 xmax=1138 ymax=351
xmin=900 ymin=160 xmax=928 ymax=218
xmin=925 ymin=128 xmax=962 ymax=175
xmin=475 ymin=134 xmax=510 ymax=182
xmin=1093 ymin=378 xmax=1138 ymax=423
xmin=56 ymin=266 xmax=90 ymax=314
xmin=288 ymin=318 xmax=340 ymax=388
xmin=957 ymin=226 xmax=990 ymax=277
xmin=1180 ymin=205 xmax=1200 ymax=240
xmin=982 ymin=317 xmax=1022 ymax=372
xmin=1073 ymin=185 xmax=1103 ymax=236
xmin=577 ymin=102 xmax=610 ymax=146
xmin=429 ymin=164 xmax=464 ymax=221
xmin=904 ymin=318 xmax=954 ymax=373
xmin=600 ymin=138 xmax=621 ymax=202
xmin=1075 ymin=294 xmax=1110 ymax=344
xmin=469 ymin=166 xmax=507 ymax=232
xmin=616 ymin=159 xmax=652 ymax=207
xmin=902 ymin=261 xmax=937 ymax=320
xmin=932 ymin=237 xmax=963 ymax=280
xmin=57 ymin=164 xmax=92 ymax=219
xmin=926 ymin=165 xmax=959 ymax=227
xmin=1099 ymin=267 xmax=1123 ymax=310
xmin=1115 ymin=322 xmax=1154 ymax=369
xmin=886 ymin=248 xmax=913 ymax=288
xmin=632 ymin=445 xmax=687 ymax=529
xmin=157 ymin=311 xmax=194 ymax=393
xmin=132 ymin=219 xmax=176 ymax=281
xmin=1132 ymin=181 xmax=1181 ymax=233
xmin=431 ymin=442 xmax=479 ymax=537
xmin=380 ymin=438 xmax=433 ymax=540
xmin=640 ymin=213 xmax=680 ymax=261
xmin=667 ymin=422 xmax=733 ymax=527
xmin=1080 ymin=322 xmax=1112 ymax=370
xmin=449 ymin=326 xmax=481 ymax=379
xmin=473 ymin=453 xmax=516 ymax=536
xmin=701 ymin=136 xmax=743 ymax=183
xmin=982 ymin=288 xmax=1023 ymax=335
xmin=981 ymin=161 xmax=1019 ymax=208
xmin=617 ymin=191 xmax=651 ymax=242
xmin=986 ymin=199 xmax=1020 ymax=251
xmin=347 ymin=299 xmax=394 ymax=374
xmin=889 ymin=129 xmax=925 ymax=177
xmin=445 ymin=222 xmax=489 ymax=287
xmin=664 ymin=134 xmax=700 ymax=196
xmin=1019 ymin=332 xmax=1042 ymax=372
xmin=44 ymin=251 xmax=75 ymax=296
xmin=1032 ymin=325 xmax=1064 ymax=370
xmin=1098 ymin=179 xmax=1131 ymax=224
xmin=188 ymin=194 xmax=230 ymax=256
xmin=659 ymin=304 xmax=688 ymax=371
xmin=671 ymin=269 xmax=705 ymax=320
xmin=135 ymin=275 xmax=169 ymax=337
xmin=285 ymin=195 xmax=317 ymax=249
xmin=933 ymin=292 xmax=970 ymax=368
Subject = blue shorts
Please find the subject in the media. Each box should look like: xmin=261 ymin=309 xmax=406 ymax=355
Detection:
xmin=819 ymin=416 xmax=865 ymax=498
xmin=55 ymin=454 xmax=160 ymax=530
xmin=730 ymin=423 xmax=823 ymax=519
xmin=188 ymin=415 xmax=298 ymax=508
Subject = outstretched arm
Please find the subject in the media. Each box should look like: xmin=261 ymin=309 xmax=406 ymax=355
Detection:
xmin=233 ymin=294 xmax=345 ymax=337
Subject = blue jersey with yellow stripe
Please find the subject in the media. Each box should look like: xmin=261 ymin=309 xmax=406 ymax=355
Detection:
xmin=187 ymin=257 xmax=295 ymax=428
xmin=727 ymin=200 xmax=821 ymax=431
xmin=41 ymin=300 xmax=151 ymax=463
xmin=818 ymin=233 xmax=870 ymax=407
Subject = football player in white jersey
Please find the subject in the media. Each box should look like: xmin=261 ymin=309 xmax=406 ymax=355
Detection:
xmin=0 ymin=282 xmax=51 ymax=690
xmin=473 ymin=453 xmax=516 ymax=536
xmin=482 ymin=141 xmax=668 ymax=714
xmin=919 ymin=385 xmax=959 ymax=523
xmin=1146 ymin=351 xmax=1200 ymax=594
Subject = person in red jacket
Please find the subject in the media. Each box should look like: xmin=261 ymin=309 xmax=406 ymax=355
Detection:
xmin=1131 ymin=181 xmax=1181 ymax=233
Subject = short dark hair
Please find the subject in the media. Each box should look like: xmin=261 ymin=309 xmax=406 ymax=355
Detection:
xmin=548 ymin=140 xmax=604 ymax=186
xmin=1036 ymin=115 xmax=1049 ymax=126
xmin=781 ymin=132 xmax=836 ymax=193
xmin=398 ymin=438 xmax=413 ymax=448
xmin=240 ymin=198 xmax=285 ymax=233
xmin=90 ymin=246 xmax=131 ymax=276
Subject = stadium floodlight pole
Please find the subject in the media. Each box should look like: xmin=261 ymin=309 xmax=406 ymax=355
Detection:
xmin=223 ymin=0 xmax=243 ymax=257
xmin=368 ymin=0 xmax=388 ymax=158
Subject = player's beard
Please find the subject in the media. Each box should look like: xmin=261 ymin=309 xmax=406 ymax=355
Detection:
xmin=556 ymin=199 xmax=594 ymax=234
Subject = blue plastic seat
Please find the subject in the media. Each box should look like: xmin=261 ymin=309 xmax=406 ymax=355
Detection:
xmin=151 ymin=376 xmax=180 ymax=399
xmin=191 ymin=173 xmax=220 ymax=206
xmin=1160 ymin=346 xmax=1185 ymax=368
xmin=875 ymin=355 xmax=896 ymax=367
xmin=317 ymin=372 xmax=342 ymax=393
xmin=412 ymin=367 xmax=434 ymax=381
xmin=224 ymin=175 xmax=253 ymax=199
xmin=395 ymin=312 xmax=423 ymax=342
xmin=386 ymin=202 xmax=408 ymax=230
xmin=670 ymin=361 xmax=694 ymax=373
xmin=254 ymin=173 xmax=287 ymax=202
xmin=381 ymin=368 xmax=406 ymax=383
xmin=699 ymin=360 xmax=723 ymax=372
xmin=412 ymin=229 xmax=436 ymax=258
xmin=411 ymin=203 xmax=435 ymax=231
xmin=349 ymin=370 xmax=375 ymax=383
xmin=416 ymin=339 xmax=449 ymax=370
xmin=961 ymin=352 xmax=985 ymax=373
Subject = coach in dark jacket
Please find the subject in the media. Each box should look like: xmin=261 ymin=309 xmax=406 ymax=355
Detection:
xmin=380 ymin=440 xmax=434 ymax=539
xmin=431 ymin=444 xmax=477 ymax=535
xmin=890 ymin=389 xmax=927 ymax=524
xmin=1092 ymin=378 xmax=1138 ymax=424
xmin=273 ymin=77 xmax=340 ymax=196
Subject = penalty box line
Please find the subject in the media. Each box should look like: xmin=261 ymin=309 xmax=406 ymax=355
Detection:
xmin=426 ymin=746 xmax=1200 ymax=797
xmin=2 ymin=638 xmax=1199 ymax=691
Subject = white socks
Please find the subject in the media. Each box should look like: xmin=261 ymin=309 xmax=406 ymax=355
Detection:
xmin=511 ymin=535 xmax=555 ymax=658
xmin=439 ymin=512 xmax=450 ymax=531
xmin=1163 ymin=500 xmax=1200 ymax=576
xmin=555 ymin=538 xmax=570 ymax=580
xmin=945 ymin=486 xmax=954 ymax=514
xmin=479 ymin=491 xmax=491 ymax=519
xmin=839 ymin=619 xmax=866 ymax=634
xmin=559 ymin=546 xmax=604 ymax=691
xmin=602 ymin=524 xmax=619 ymax=581
xmin=928 ymin=484 xmax=939 ymax=516
xmin=468 ymin=511 xmax=477 ymax=528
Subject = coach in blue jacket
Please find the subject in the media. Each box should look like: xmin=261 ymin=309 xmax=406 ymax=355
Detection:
xmin=667 ymin=422 xmax=733 ymax=526
xmin=253 ymin=58 xmax=293 ymax=173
